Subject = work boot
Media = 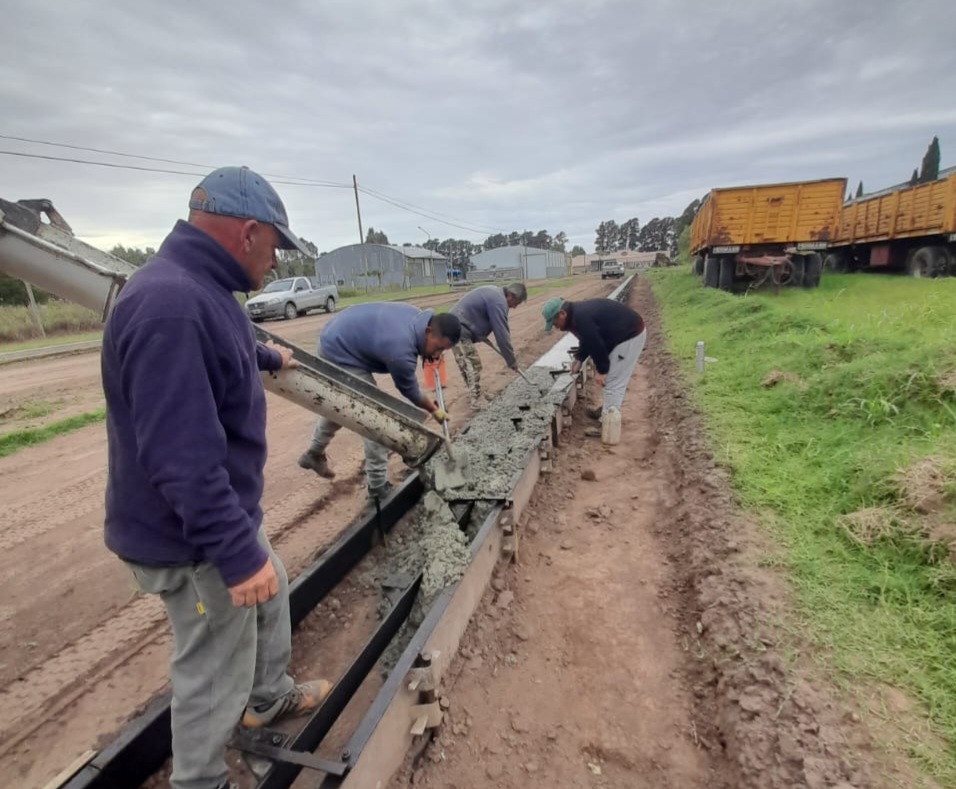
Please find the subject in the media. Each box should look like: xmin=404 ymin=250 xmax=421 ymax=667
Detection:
xmin=298 ymin=450 xmax=335 ymax=479
xmin=241 ymin=679 xmax=333 ymax=728
xmin=586 ymin=405 xmax=603 ymax=421
xmin=366 ymin=481 xmax=395 ymax=507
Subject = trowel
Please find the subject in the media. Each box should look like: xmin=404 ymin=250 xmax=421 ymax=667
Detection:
xmin=431 ymin=370 xmax=471 ymax=490
xmin=481 ymin=339 xmax=536 ymax=386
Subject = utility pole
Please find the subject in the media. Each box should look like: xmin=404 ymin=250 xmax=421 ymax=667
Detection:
xmin=23 ymin=280 xmax=45 ymax=338
xmin=353 ymin=174 xmax=369 ymax=294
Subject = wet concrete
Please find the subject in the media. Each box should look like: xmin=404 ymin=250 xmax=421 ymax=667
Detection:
xmin=425 ymin=367 xmax=569 ymax=501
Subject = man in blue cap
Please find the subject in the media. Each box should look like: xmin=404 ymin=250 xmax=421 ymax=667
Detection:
xmin=102 ymin=166 xmax=327 ymax=789
xmin=542 ymin=295 xmax=647 ymax=437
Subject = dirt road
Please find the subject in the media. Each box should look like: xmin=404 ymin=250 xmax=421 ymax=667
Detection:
xmin=392 ymin=281 xmax=880 ymax=789
xmin=0 ymin=277 xmax=610 ymax=788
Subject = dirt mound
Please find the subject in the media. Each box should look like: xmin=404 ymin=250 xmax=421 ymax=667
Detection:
xmin=894 ymin=455 xmax=955 ymax=515
xmin=761 ymin=369 xmax=803 ymax=388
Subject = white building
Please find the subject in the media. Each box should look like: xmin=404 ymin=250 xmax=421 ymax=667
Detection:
xmin=469 ymin=246 xmax=568 ymax=280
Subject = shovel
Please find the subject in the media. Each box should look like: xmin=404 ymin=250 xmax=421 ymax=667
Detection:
xmin=430 ymin=369 xmax=471 ymax=490
xmin=481 ymin=339 xmax=535 ymax=386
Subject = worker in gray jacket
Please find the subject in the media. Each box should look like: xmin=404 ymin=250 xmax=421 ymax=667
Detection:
xmin=298 ymin=303 xmax=461 ymax=503
xmin=448 ymin=282 xmax=527 ymax=408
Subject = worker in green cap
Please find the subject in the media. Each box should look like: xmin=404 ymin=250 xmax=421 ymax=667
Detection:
xmin=541 ymin=296 xmax=647 ymax=435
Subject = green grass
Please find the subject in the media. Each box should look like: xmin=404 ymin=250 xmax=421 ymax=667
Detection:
xmin=0 ymin=302 xmax=101 ymax=344
xmin=0 ymin=409 xmax=105 ymax=457
xmin=0 ymin=330 xmax=102 ymax=354
xmin=648 ymin=268 xmax=956 ymax=782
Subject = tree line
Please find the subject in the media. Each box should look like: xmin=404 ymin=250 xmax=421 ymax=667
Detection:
xmin=593 ymin=199 xmax=702 ymax=259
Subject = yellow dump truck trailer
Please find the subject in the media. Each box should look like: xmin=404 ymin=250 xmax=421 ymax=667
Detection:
xmin=690 ymin=178 xmax=846 ymax=290
xmin=825 ymin=168 xmax=956 ymax=277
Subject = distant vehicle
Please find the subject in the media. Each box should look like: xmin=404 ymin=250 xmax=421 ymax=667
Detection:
xmin=690 ymin=178 xmax=846 ymax=291
xmin=824 ymin=167 xmax=956 ymax=278
xmin=245 ymin=276 xmax=338 ymax=322
xmin=599 ymin=260 xmax=625 ymax=279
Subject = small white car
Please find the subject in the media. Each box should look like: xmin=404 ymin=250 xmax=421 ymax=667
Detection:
xmin=600 ymin=260 xmax=625 ymax=279
xmin=245 ymin=277 xmax=339 ymax=322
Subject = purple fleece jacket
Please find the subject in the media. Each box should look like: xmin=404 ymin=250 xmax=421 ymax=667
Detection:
xmin=101 ymin=221 xmax=282 ymax=585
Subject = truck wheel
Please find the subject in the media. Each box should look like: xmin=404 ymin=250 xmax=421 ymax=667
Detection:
xmin=717 ymin=257 xmax=735 ymax=291
xmin=803 ymin=253 xmax=822 ymax=288
xmin=907 ymin=247 xmax=936 ymax=278
xmin=823 ymin=253 xmax=848 ymax=273
xmin=325 ymin=296 xmax=336 ymax=313
xmin=284 ymin=302 xmax=298 ymax=320
xmin=787 ymin=255 xmax=805 ymax=287
xmin=692 ymin=256 xmax=704 ymax=276
xmin=702 ymin=256 xmax=720 ymax=288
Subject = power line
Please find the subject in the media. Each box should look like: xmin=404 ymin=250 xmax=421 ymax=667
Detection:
xmin=0 ymin=134 xmax=351 ymax=188
xmin=357 ymin=186 xmax=496 ymax=238
xmin=2 ymin=134 xmax=507 ymax=237
xmin=358 ymin=183 xmax=506 ymax=235
xmin=0 ymin=149 xmax=352 ymax=187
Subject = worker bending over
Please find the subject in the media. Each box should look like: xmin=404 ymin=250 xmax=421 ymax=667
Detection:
xmin=102 ymin=166 xmax=325 ymax=789
xmin=449 ymin=282 xmax=527 ymax=408
xmin=541 ymin=296 xmax=647 ymax=437
xmin=298 ymin=304 xmax=461 ymax=503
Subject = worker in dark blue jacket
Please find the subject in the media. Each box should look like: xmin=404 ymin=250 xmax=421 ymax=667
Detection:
xmin=102 ymin=167 xmax=325 ymax=789
xmin=297 ymin=303 xmax=461 ymax=502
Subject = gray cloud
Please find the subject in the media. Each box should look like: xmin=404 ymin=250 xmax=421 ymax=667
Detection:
xmin=2 ymin=0 xmax=955 ymax=252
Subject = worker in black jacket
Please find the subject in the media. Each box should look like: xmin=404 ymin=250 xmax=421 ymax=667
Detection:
xmin=541 ymin=296 xmax=647 ymax=434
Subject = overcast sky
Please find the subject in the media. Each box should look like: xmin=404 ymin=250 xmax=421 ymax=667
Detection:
xmin=3 ymin=0 xmax=956 ymax=253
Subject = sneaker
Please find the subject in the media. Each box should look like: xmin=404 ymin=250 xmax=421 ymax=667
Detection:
xmin=298 ymin=451 xmax=335 ymax=479
xmin=584 ymin=426 xmax=602 ymax=438
xmin=241 ymin=679 xmax=332 ymax=728
xmin=586 ymin=405 xmax=603 ymax=421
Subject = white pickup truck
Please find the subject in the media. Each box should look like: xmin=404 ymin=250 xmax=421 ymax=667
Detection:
xmin=600 ymin=260 xmax=625 ymax=279
xmin=245 ymin=276 xmax=339 ymax=322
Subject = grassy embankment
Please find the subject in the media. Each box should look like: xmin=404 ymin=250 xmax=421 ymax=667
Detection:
xmin=649 ymin=268 xmax=956 ymax=783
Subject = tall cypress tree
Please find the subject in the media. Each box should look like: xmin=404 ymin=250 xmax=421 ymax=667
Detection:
xmin=919 ymin=136 xmax=941 ymax=183
xmin=855 ymin=181 xmax=864 ymax=198
xmin=909 ymin=169 xmax=919 ymax=186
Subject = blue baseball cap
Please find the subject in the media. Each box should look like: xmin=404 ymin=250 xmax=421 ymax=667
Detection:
xmin=189 ymin=166 xmax=313 ymax=256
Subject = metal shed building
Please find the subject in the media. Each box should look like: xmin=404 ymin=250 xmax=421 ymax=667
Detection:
xmin=315 ymin=244 xmax=449 ymax=289
xmin=468 ymin=246 xmax=568 ymax=280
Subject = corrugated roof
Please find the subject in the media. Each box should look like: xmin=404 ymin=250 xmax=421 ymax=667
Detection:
xmin=386 ymin=244 xmax=448 ymax=260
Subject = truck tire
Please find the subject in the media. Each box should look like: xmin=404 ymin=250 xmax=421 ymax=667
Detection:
xmin=702 ymin=255 xmax=720 ymax=288
xmin=692 ymin=256 xmax=704 ymax=276
xmin=717 ymin=256 xmax=735 ymax=291
xmin=803 ymin=253 xmax=823 ymax=288
xmin=284 ymin=301 xmax=298 ymax=320
xmin=823 ymin=252 xmax=848 ymax=273
xmin=325 ymin=296 xmax=336 ymax=313
xmin=907 ymin=247 xmax=937 ymax=278
xmin=787 ymin=255 xmax=805 ymax=287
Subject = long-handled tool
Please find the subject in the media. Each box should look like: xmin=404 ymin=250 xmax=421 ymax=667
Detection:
xmin=481 ymin=339 xmax=535 ymax=386
xmin=430 ymin=367 xmax=470 ymax=490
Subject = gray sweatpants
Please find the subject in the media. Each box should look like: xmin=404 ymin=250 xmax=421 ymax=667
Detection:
xmin=601 ymin=329 xmax=647 ymax=414
xmin=125 ymin=528 xmax=294 ymax=789
xmin=306 ymin=356 xmax=389 ymax=490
